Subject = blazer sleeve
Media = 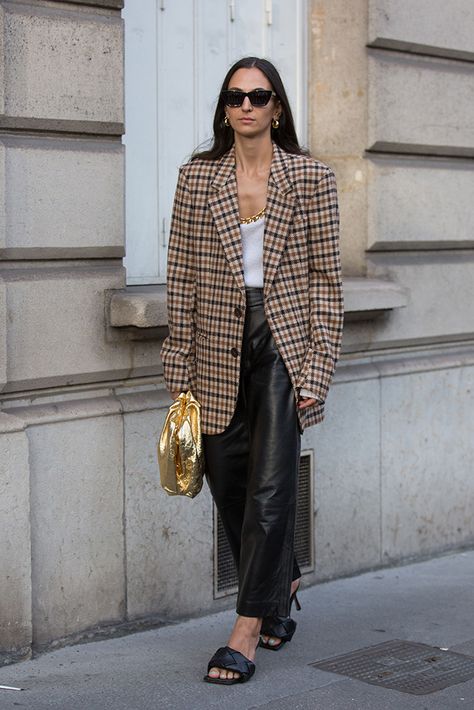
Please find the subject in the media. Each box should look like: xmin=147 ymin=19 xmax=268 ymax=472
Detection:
xmin=160 ymin=167 xmax=196 ymax=394
xmin=297 ymin=167 xmax=344 ymax=404
xmin=300 ymin=387 xmax=320 ymax=399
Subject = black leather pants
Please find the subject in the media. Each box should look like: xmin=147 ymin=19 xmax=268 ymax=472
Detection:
xmin=202 ymin=286 xmax=302 ymax=618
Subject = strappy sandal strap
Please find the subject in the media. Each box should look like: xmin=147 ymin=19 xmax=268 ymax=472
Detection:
xmin=206 ymin=646 xmax=256 ymax=681
xmin=260 ymin=615 xmax=297 ymax=642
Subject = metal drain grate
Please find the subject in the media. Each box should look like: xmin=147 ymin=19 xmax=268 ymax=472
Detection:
xmin=310 ymin=639 xmax=474 ymax=695
xmin=294 ymin=451 xmax=313 ymax=569
xmin=214 ymin=450 xmax=314 ymax=597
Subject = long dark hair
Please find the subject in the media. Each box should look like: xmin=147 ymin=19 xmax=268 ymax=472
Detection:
xmin=192 ymin=57 xmax=308 ymax=160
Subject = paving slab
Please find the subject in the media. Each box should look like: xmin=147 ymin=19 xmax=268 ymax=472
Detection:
xmin=1 ymin=550 xmax=474 ymax=709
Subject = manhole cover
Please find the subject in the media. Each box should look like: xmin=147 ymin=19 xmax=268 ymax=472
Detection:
xmin=310 ymin=639 xmax=474 ymax=695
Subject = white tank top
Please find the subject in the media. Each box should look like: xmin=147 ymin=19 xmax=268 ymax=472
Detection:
xmin=240 ymin=216 xmax=264 ymax=287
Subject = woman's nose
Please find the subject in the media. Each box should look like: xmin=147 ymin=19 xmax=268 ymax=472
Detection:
xmin=241 ymin=96 xmax=253 ymax=111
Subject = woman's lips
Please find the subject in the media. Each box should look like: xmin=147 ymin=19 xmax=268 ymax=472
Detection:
xmin=240 ymin=117 xmax=254 ymax=123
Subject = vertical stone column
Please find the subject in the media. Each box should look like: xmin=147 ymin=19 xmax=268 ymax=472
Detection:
xmin=0 ymin=413 xmax=31 ymax=663
xmin=0 ymin=0 xmax=127 ymax=657
xmin=309 ymin=0 xmax=369 ymax=275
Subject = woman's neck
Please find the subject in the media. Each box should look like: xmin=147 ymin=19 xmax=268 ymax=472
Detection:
xmin=234 ymin=134 xmax=273 ymax=177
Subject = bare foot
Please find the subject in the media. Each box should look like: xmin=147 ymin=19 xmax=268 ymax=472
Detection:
xmin=207 ymin=615 xmax=261 ymax=681
xmin=260 ymin=577 xmax=301 ymax=648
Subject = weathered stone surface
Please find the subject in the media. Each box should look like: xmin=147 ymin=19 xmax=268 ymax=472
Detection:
xmin=369 ymin=0 xmax=474 ymax=54
xmin=309 ymin=0 xmax=369 ymax=275
xmin=381 ymin=363 xmax=474 ymax=560
xmin=310 ymin=0 xmax=368 ymax=157
xmin=0 ymin=276 xmax=5 ymax=390
xmin=27 ymin=407 xmax=124 ymax=644
xmin=343 ymin=255 xmax=474 ymax=355
xmin=368 ymin=53 xmax=474 ymax=150
xmin=308 ymin=374 xmax=382 ymax=580
xmin=0 ymin=412 xmax=32 ymax=662
xmin=343 ymin=277 xmax=409 ymax=315
xmin=0 ymin=136 xmax=124 ymax=254
xmin=0 ymin=2 xmax=123 ymax=125
xmin=110 ymin=285 xmax=167 ymax=328
xmin=1 ymin=265 xmax=162 ymax=392
xmin=304 ymin=344 xmax=474 ymax=579
xmin=325 ymin=156 xmax=369 ymax=276
xmin=365 ymin=252 xmax=474 ymax=346
xmin=367 ymin=156 xmax=474 ymax=249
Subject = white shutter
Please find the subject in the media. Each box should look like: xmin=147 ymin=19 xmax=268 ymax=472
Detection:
xmin=123 ymin=0 xmax=307 ymax=285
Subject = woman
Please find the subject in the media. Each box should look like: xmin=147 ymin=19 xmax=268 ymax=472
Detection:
xmin=160 ymin=56 xmax=343 ymax=684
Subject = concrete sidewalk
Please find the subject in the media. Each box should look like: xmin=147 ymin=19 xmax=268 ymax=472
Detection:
xmin=1 ymin=550 xmax=474 ymax=709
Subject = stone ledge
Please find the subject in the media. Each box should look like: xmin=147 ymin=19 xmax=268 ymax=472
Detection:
xmin=109 ymin=284 xmax=167 ymax=328
xmin=53 ymin=1 xmax=124 ymax=8
xmin=108 ymin=278 xmax=408 ymax=333
xmin=343 ymin=277 xmax=409 ymax=321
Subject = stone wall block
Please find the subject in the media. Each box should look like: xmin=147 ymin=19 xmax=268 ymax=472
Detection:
xmin=368 ymin=53 xmax=474 ymax=149
xmin=0 ymin=2 xmax=123 ymax=125
xmin=309 ymin=0 xmax=369 ymax=276
xmin=1 ymin=266 xmax=162 ymax=392
xmin=0 ymin=136 xmax=124 ymax=256
xmin=27 ymin=410 xmax=124 ymax=644
xmin=367 ymin=157 xmax=474 ymax=249
xmin=310 ymin=0 xmax=368 ymax=156
xmin=365 ymin=253 xmax=474 ymax=346
xmin=0 ymin=413 xmax=32 ymax=663
xmin=369 ymin=0 xmax=474 ymax=54
xmin=381 ymin=364 xmax=474 ymax=560
xmin=307 ymin=377 xmax=382 ymax=580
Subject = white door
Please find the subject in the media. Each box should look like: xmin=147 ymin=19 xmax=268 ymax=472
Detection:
xmin=123 ymin=0 xmax=308 ymax=285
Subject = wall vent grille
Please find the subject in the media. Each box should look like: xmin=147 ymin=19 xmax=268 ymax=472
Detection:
xmin=213 ymin=449 xmax=314 ymax=598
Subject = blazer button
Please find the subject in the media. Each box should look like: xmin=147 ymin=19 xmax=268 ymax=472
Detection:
xmin=234 ymin=306 xmax=242 ymax=318
xmin=230 ymin=347 xmax=239 ymax=358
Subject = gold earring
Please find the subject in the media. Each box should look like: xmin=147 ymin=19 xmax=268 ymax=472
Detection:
xmin=224 ymin=115 xmax=230 ymax=126
xmin=272 ymin=117 xmax=280 ymax=129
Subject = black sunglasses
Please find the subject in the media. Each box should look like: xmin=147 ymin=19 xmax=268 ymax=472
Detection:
xmin=221 ymin=89 xmax=277 ymax=107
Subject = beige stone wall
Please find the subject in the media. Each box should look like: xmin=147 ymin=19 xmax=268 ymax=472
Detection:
xmin=310 ymin=0 xmax=474 ymax=351
xmin=0 ymin=413 xmax=31 ymax=664
xmin=0 ymin=0 xmax=133 ymax=662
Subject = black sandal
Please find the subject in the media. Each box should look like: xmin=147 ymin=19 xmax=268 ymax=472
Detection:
xmin=259 ymin=586 xmax=302 ymax=651
xmin=203 ymin=646 xmax=256 ymax=685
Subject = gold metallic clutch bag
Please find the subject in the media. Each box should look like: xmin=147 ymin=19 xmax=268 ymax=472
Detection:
xmin=158 ymin=390 xmax=204 ymax=499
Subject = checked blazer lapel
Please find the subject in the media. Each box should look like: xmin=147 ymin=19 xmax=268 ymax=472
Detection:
xmin=263 ymin=143 xmax=295 ymax=299
xmin=208 ymin=141 xmax=295 ymax=299
xmin=208 ymin=146 xmax=246 ymax=296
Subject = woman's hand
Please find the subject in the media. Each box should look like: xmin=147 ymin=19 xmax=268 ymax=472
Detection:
xmin=297 ymin=396 xmax=317 ymax=410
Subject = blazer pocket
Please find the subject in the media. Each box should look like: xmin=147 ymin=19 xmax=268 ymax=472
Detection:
xmin=292 ymin=210 xmax=307 ymax=225
xmin=195 ymin=327 xmax=209 ymax=341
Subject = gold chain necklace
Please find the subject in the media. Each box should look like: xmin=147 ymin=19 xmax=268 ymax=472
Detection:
xmin=239 ymin=206 xmax=266 ymax=224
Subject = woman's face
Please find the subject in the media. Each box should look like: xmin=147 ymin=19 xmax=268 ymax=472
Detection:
xmin=224 ymin=67 xmax=281 ymax=139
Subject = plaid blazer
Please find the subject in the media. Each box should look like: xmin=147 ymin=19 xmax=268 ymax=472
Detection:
xmin=160 ymin=141 xmax=344 ymax=435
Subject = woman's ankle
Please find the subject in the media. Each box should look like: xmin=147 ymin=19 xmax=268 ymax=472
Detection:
xmin=291 ymin=577 xmax=301 ymax=593
xmin=235 ymin=614 xmax=262 ymax=634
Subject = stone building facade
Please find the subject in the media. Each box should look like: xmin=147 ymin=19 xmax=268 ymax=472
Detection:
xmin=1 ymin=0 xmax=473 ymax=664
